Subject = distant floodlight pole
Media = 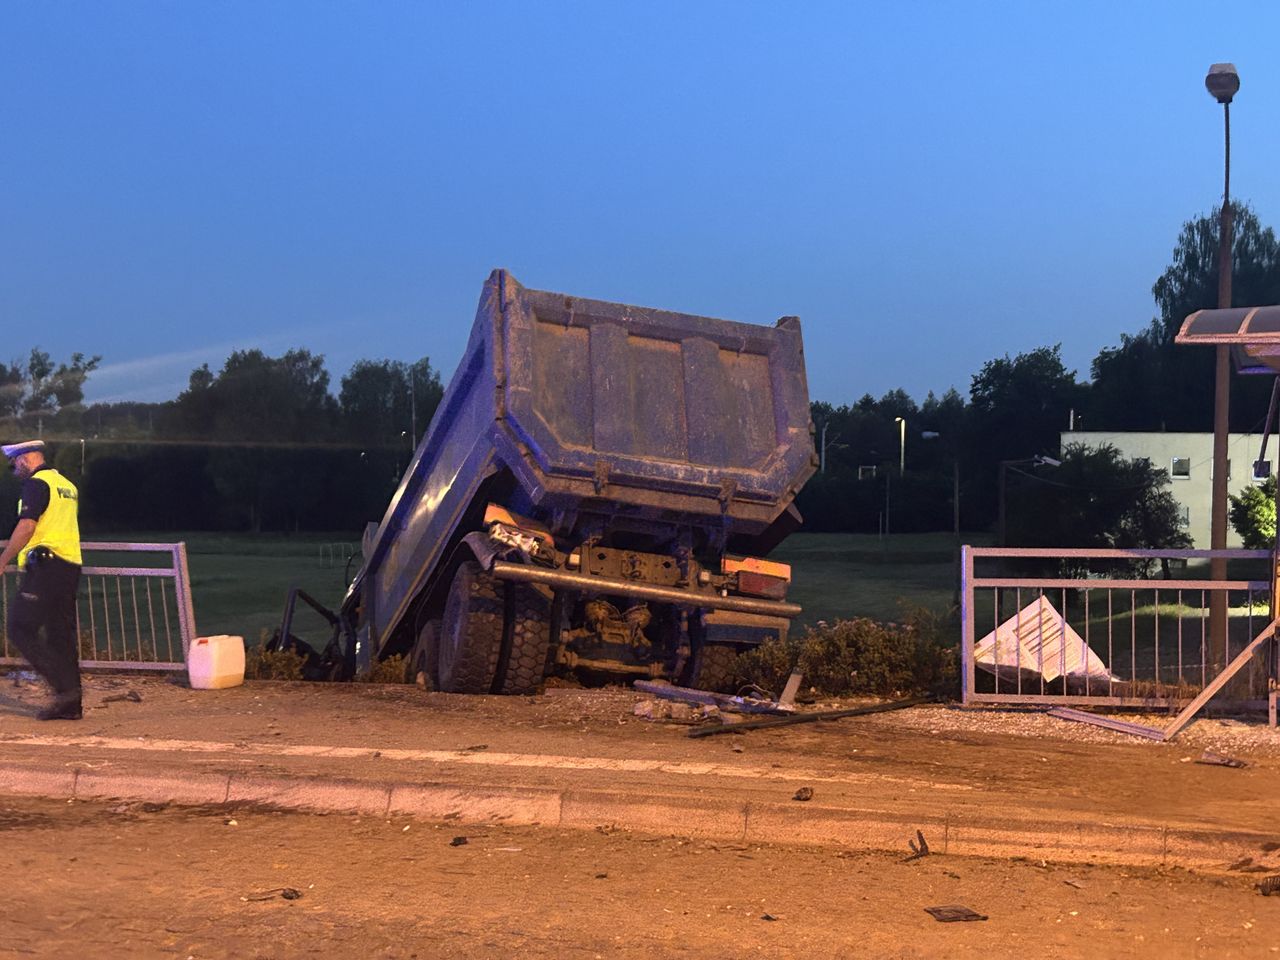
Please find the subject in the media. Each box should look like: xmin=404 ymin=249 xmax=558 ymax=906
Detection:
xmin=997 ymin=455 xmax=1060 ymax=547
xmin=894 ymin=417 xmax=905 ymax=476
xmin=409 ymin=365 xmax=417 ymax=450
xmin=1207 ymin=61 xmax=1239 ymax=671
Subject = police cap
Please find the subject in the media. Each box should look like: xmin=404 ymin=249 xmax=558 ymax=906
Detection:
xmin=1 ymin=439 xmax=46 ymax=460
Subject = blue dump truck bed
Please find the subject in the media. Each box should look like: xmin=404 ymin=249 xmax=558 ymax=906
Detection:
xmin=342 ymin=270 xmax=817 ymax=692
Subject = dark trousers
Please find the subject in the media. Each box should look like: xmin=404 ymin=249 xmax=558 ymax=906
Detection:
xmin=6 ymin=555 xmax=82 ymax=697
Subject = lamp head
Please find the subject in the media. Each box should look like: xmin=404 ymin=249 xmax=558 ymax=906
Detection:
xmin=1205 ymin=63 xmax=1240 ymax=104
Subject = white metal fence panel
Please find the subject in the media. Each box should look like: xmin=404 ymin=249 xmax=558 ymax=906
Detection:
xmin=1 ymin=541 xmax=196 ymax=671
xmin=961 ymin=546 xmax=1276 ymax=708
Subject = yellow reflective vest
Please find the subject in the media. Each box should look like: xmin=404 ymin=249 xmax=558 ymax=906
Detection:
xmin=17 ymin=468 xmax=82 ymax=568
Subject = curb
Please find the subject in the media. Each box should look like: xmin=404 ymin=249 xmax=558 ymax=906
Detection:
xmin=0 ymin=761 xmax=1274 ymax=873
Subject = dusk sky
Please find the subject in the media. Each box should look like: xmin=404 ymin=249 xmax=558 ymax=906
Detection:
xmin=5 ymin=2 xmax=1280 ymax=408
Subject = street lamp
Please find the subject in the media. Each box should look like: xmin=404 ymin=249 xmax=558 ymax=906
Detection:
xmin=894 ymin=417 xmax=905 ymax=476
xmin=997 ymin=455 xmax=1061 ymax=547
xmin=923 ymin=431 xmax=962 ymax=606
xmin=1206 ymin=61 xmax=1238 ymax=669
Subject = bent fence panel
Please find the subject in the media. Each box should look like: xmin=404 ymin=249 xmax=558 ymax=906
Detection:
xmin=0 ymin=541 xmax=195 ymax=671
xmin=961 ymin=546 xmax=1275 ymax=710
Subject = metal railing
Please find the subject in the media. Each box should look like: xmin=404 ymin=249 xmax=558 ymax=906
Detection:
xmin=961 ymin=546 xmax=1276 ymax=709
xmin=1 ymin=542 xmax=196 ymax=671
xmin=318 ymin=542 xmax=356 ymax=570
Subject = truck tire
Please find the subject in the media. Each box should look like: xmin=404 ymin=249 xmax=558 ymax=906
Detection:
xmin=694 ymin=643 xmax=743 ymax=693
xmin=438 ymin=561 xmax=504 ymax=693
xmin=495 ymin=584 xmax=552 ymax=695
xmin=406 ymin=618 xmax=441 ymax=688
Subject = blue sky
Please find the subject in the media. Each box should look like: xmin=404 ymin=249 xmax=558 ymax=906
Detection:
xmin=3 ymin=1 xmax=1279 ymax=406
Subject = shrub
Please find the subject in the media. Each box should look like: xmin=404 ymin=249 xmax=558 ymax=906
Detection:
xmin=244 ymin=645 xmax=306 ymax=681
xmin=359 ymin=654 xmax=409 ymax=684
xmin=735 ymin=605 xmax=959 ymax=699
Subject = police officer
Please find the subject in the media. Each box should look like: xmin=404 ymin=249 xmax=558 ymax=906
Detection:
xmin=0 ymin=440 xmax=83 ymax=720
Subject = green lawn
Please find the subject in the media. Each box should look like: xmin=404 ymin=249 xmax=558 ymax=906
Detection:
xmin=92 ymin=531 xmax=1272 ymax=690
xmin=83 ymin=532 xmax=360 ymax=647
xmin=83 ymin=530 xmax=978 ymax=646
xmin=774 ymin=531 xmax=986 ymax=627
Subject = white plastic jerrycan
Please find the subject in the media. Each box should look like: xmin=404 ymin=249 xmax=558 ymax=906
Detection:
xmin=188 ymin=635 xmax=246 ymax=689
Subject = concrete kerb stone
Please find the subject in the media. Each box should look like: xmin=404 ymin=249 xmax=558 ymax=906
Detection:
xmin=0 ymin=764 xmax=79 ymax=799
xmin=560 ymin=788 xmax=747 ymax=840
xmin=225 ymin=774 xmax=393 ymax=815
xmin=745 ymin=801 xmax=943 ymax=852
xmin=388 ymin=781 xmax=562 ymax=826
xmin=77 ymin=769 xmax=232 ymax=806
xmin=0 ymin=762 xmax=1274 ymax=874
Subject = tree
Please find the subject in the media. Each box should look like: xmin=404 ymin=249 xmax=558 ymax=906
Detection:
xmin=1090 ymin=203 xmax=1280 ymax=431
xmin=1005 ymin=443 xmax=1191 ymax=573
xmin=966 ymin=345 xmax=1085 ymax=526
xmin=1228 ymin=476 xmax=1276 ymax=549
xmin=171 ymin=349 xmax=338 ymax=531
xmin=0 ymin=360 xmax=22 ymax=418
xmin=338 ymin=357 xmax=444 ymax=446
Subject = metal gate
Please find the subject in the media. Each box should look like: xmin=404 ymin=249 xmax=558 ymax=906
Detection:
xmin=1 ymin=541 xmax=196 ymax=671
xmin=960 ymin=546 xmax=1277 ymax=712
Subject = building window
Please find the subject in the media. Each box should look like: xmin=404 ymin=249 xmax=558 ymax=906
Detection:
xmin=1171 ymin=457 xmax=1191 ymax=479
xmin=1178 ymin=505 xmax=1190 ymax=528
xmin=857 ymin=465 xmax=877 ymax=480
xmin=1253 ymin=460 xmax=1272 ymax=482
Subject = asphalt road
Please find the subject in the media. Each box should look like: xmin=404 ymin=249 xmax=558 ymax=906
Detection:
xmin=1 ymin=795 xmax=1276 ymax=960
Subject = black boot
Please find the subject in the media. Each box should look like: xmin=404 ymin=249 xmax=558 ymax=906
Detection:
xmin=37 ymin=691 xmax=82 ymax=721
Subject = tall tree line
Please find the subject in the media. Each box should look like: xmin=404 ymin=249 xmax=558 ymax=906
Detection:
xmin=0 ymin=351 xmax=443 ymax=534
xmin=2 ymin=203 xmax=1276 ymax=539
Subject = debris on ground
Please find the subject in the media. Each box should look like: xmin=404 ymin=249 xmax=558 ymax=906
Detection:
xmin=102 ymin=690 xmax=143 ymax=705
xmin=450 ymin=836 xmax=468 ymax=847
xmin=792 ymin=787 xmax=813 ymax=802
xmin=632 ymin=699 xmax=720 ymax=724
xmin=1195 ymin=748 xmax=1247 ymax=769
xmin=1063 ymin=877 xmax=1085 ymax=889
xmin=777 ymin=671 xmax=804 ymax=709
xmin=686 ymin=695 xmax=931 ymax=738
xmin=241 ymin=887 xmax=302 ymax=902
xmin=760 ymin=913 xmax=779 ymax=921
xmin=1227 ymin=856 xmax=1276 ymax=874
xmin=1258 ymin=875 xmax=1280 ymax=896
xmin=1046 ymin=706 xmax=1165 ymax=741
xmin=924 ymin=905 xmax=988 ymax=923
xmin=633 ymin=680 xmax=792 ymax=715
xmin=904 ymin=830 xmax=929 ymax=861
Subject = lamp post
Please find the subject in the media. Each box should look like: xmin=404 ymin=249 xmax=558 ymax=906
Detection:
xmin=924 ymin=430 xmax=962 ymax=605
xmin=894 ymin=417 xmax=905 ymax=476
xmin=408 ymin=365 xmax=417 ymax=450
xmin=997 ymin=455 xmax=1061 ymax=547
xmin=1206 ymin=61 xmax=1239 ymax=671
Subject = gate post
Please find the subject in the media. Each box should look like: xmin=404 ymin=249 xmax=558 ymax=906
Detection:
xmin=961 ymin=545 xmax=974 ymax=704
xmin=172 ymin=542 xmax=197 ymax=663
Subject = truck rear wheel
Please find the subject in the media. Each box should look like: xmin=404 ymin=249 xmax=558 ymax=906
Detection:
xmin=494 ymin=584 xmax=551 ymax=695
xmin=438 ymin=561 xmax=504 ymax=693
xmin=406 ymin=618 xmax=441 ymax=688
xmin=694 ymin=643 xmax=743 ymax=693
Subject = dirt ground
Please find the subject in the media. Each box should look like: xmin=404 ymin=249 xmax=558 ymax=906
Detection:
xmin=2 ymin=675 xmax=1280 ymax=856
xmin=1 ymin=795 xmax=1277 ymax=960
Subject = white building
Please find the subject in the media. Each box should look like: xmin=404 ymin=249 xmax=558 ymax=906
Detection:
xmin=1059 ymin=431 xmax=1276 ymax=549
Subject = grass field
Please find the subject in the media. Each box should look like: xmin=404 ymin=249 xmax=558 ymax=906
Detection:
xmin=81 ymin=530 xmax=980 ymax=647
xmin=88 ymin=531 xmax=1273 ymax=695
xmin=82 ymin=533 xmax=361 ymax=649
xmin=772 ymin=531 xmax=982 ymax=628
